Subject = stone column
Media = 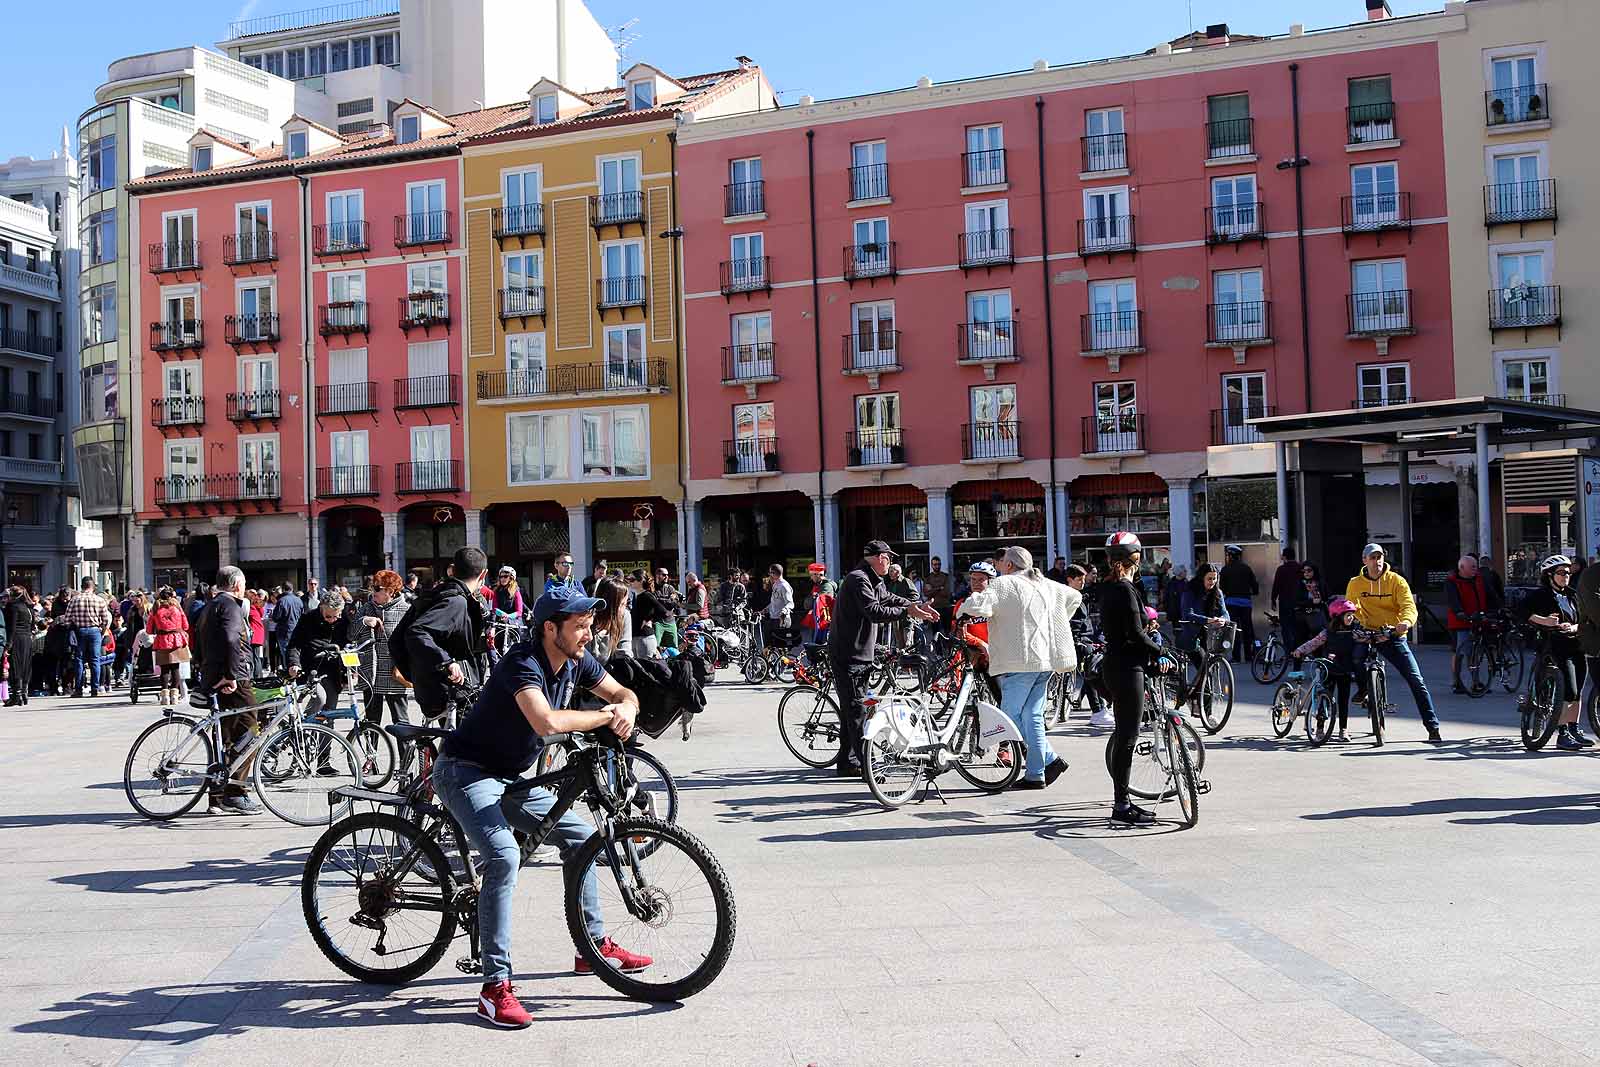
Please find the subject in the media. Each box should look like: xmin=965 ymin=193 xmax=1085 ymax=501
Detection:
xmin=213 ymin=517 xmax=237 ymax=571
xmin=566 ymin=504 xmax=592 ymax=579
xmin=383 ymin=512 xmax=405 ymax=575
xmin=463 ymin=508 xmax=485 ymax=553
xmin=1045 ymin=482 xmax=1073 ymax=565
xmin=1167 ymin=478 xmax=1195 ymax=574
xmin=309 ymin=514 xmax=328 ymax=588
xmin=127 ymin=520 xmax=152 ymax=592
xmin=822 ymin=495 xmax=842 ymax=577
xmin=810 ymin=496 xmax=827 ymax=570
xmin=680 ymin=498 xmax=701 ymax=582
xmin=925 ymin=488 xmax=955 ymax=573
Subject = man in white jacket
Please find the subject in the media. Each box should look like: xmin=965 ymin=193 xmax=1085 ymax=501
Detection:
xmin=957 ymin=546 xmax=1081 ymax=790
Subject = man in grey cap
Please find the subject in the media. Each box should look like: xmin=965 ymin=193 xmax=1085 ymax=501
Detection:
xmin=827 ymin=540 xmax=938 ymax=776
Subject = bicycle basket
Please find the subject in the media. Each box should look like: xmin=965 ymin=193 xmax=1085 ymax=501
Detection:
xmin=1204 ymin=623 xmax=1237 ymax=655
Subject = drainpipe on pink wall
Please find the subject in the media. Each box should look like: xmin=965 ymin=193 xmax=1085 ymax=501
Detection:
xmin=805 ymin=129 xmax=828 ymax=569
xmin=297 ymin=170 xmax=315 ymax=578
xmin=1034 ymin=97 xmax=1062 ymax=558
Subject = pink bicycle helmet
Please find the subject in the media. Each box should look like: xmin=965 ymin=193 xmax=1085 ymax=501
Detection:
xmin=1328 ymin=596 xmax=1356 ymax=616
xmin=1143 ymin=606 xmax=1159 ymax=622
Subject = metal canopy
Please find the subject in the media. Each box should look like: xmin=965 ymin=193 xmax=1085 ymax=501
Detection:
xmin=1247 ymin=396 xmax=1600 ymax=447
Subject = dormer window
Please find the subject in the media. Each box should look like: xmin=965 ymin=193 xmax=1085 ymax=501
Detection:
xmin=287 ymin=130 xmax=308 ymax=159
xmin=630 ymin=80 xmax=654 ymax=110
xmin=535 ymin=93 xmax=558 ymax=124
xmin=192 ymin=145 xmax=212 ymax=172
xmin=397 ymin=114 xmax=420 ymax=144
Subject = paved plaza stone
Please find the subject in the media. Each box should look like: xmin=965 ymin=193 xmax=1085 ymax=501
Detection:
xmin=4 ymin=644 xmax=1600 ymax=1066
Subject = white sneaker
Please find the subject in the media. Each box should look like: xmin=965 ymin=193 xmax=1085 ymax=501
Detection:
xmin=1089 ymin=709 xmax=1116 ymax=728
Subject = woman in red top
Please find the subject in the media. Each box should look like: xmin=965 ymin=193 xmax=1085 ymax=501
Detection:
xmin=147 ymin=586 xmax=191 ymax=706
xmin=246 ymin=589 xmax=267 ymax=678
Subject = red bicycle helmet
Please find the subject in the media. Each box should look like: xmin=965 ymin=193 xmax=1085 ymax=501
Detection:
xmin=1105 ymin=531 xmax=1143 ymax=563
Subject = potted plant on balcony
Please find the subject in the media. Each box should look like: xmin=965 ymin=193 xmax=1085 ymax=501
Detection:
xmin=859 ymin=241 xmax=881 ymax=255
xmin=763 ymin=449 xmax=780 ymax=472
xmin=724 ymin=453 xmax=739 ymax=475
xmin=1526 ymin=93 xmax=1543 ymax=120
xmin=889 ymin=443 xmax=906 ymax=465
xmin=1489 ymin=96 xmax=1507 ymax=124
xmin=848 ymin=445 xmax=864 ymax=467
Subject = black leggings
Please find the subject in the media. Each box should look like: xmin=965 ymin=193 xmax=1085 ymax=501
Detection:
xmin=1105 ymin=662 xmax=1145 ymax=806
xmin=1555 ymin=650 xmax=1586 ymax=703
xmin=159 ymin=663 xmax=182 ymax=689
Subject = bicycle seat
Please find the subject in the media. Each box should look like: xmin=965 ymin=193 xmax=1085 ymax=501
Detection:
xmin=802 ymin=642 xmax=828 ymax=657
xmin=388 ymin=722 xmax=452 ymax=743
xmin=189 ymin=690 xmax=218 ymax=711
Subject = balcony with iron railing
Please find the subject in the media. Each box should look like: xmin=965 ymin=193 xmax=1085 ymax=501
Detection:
xmin=1341 ymin=191 xmax=1412 ymax=236
xmin=154 ymin=471 xmax=280 ymax=506
xmin=959 ymin=228 xmax=1013 ymax=269
xmin=1210 ymin=407 xmax=1276 ymax=446
xmin=148 ymin=241 xmax=201 ymax=274
xmin=225 ymin=313 xmax=279 ymax=345
xmin=319 ymin=301 xmax=368 ymax=335
xmin=962 ymin=421 xmax=1021 ymax=462
xmin=1346 ymin=290 xmax=1414 ymax=337
xmin=223 ymin=231 xmax=278 ymax=266
xmin=0 ymin=392 xmax=56 ymax=419
xmin=842 ymin=330 xmax=902 ymax=376
xmin=398 ymin=291 xmax=449 ymax=331
xmin=1488 ymin=285 xmax=1561 ymax=332
xmin=1347 ymin=102 xmax=1397 ymax=145
xmin=720 ymin=256 xmax=770 ymax=296
xmin=723 ymin=436 xmax=780 ymax=476
xmin=722 ymin=343 xmax=777 ymax=385
xmin=316 ymin=465 xmax=379 ymax=498
xmin=1205 ymin=201 xmax=1264 ymax=244
xmin=590 ymin=190 xmax=645 ymax=229
xmin=394 ymin=374 xmax=460 ymax=409
xmin=1503 ymin=391 xmax=1565 ymax=408
xmin=492 ymin=203 xmax=544 ymax=240
xmin=843 ymin=241 xmax=896 ymax=282
xmin=226 ymin=0 xmax=399 ymax=39
xmin=475 ymin=358 xmax=669 ymax=402
xmin=313 ymin=220 xmax=369 ymax=255
xmin=596 ymin=275 xmax=647 ymax=310
xmin=1484 ymin=179 xmax=1557 ymax=229
xmin=1077 ymin=215 xmax=1135 ymax=258
xmin=150 ymin=319 xmax=204 ymax=352
xmin=1353 ymin=392 xmax=1415 ymax=409
xmin=396 ymin=459 xmax=462 ymax=494
xmin=227 ymin=391 xmax=280 ymax=422
xmin=1080 ymin=310 xmax=1143 ymax=354
xmin=1082 ymin=412 xmax=1146 ymax=455
xmin=149 ymin=396 xmax=204 ymax=429
xmin=848 ymin=162 xmax=889 ymax=203
xmin=1206 ymin=117 xmax=1253 ymax=160
xmin=499 ymin=286 xmax=545 ymax=319
xmin=962 ymin=148 xmax=1007 ymax=188
xmin=1486 ymin=82 xmax=1549 ymax=127
xmin=1080 ymin=133 xmax=1127 ymax=174
xmin=846 ymin=428 xmax=905 ymax=468
xmin=956 ymin=320 xmax=1019 ymax=369
xmin=725 ymin=180 xmax=765 ymax=218
xmin=316 ymin=381 xmax=379 ymax=415
xmin=0 ymin=329 xmax=55 ymax=357
xmin=395 ymin=211 xmax=452 ymax=247
xmin=1206 ymin=301 xmax=1272 ymax=346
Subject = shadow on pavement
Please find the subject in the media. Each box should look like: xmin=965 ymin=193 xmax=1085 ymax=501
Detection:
xmin=1302 ymin=791 xmax=1600 ymax=825
xmin=757 ymin=798 xmax=1189 ymax=844
xmin=0 ymin=809 xmax=163 ymax=830
xmin=52 ymin=846 xmax=308 ymax=895
xmin=16 ymin=975 xmax=678 ymax=1044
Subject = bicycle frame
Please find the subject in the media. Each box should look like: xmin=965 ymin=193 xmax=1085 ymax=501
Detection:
xmin=158 ymin=677 xmax=325 ymax=785
xmin=860 ymin=665 xmax=1023 ymax=765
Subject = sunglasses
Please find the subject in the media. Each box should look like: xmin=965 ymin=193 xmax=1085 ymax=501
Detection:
xmin=1554 ymin=569 xmax=1572 ymax=577
xmin=557 ymin=559 xmax=573 ymax=566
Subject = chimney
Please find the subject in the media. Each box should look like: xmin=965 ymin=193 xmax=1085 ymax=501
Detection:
xmin=1204 ymin=23 xmax=1230 ymax=45
xmin=1367 ymin=0 xmax=1393 ymax=20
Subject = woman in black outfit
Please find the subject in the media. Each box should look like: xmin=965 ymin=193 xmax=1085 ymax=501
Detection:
xmin=4 ymin=586 xmax=33 ymax=705
xmin=1099 ymin=532 xmax=1172 ymax=825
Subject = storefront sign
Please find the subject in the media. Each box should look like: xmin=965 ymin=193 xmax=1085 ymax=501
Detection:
xmin=1582 ymin=457 xmax=1600 ymax=560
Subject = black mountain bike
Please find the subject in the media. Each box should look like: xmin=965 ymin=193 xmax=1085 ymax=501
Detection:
xmin=301 ymin=723 xmax=736 ymax=1002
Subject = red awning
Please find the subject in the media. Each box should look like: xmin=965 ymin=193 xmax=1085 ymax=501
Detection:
xmin=1072 ymin=473 xmax=1167 ymax=495
xmin=838 ymin=484 xmax=927 ymax=506
xmin=952 ymin=478 xmax=1044 ymax=503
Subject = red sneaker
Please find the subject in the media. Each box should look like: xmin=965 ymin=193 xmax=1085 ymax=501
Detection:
xmin=574 ymin=937 xmax=653 ymax=975
xmin=476 ymin=981 xmax=532 ymax=1029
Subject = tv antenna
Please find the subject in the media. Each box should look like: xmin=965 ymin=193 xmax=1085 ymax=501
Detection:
xmin=608 ymin=18 xmax=642 ymax=79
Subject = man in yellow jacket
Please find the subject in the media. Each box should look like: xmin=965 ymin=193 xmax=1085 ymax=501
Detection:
xmin=1345 ymin=543 xmax=1443 ymax=742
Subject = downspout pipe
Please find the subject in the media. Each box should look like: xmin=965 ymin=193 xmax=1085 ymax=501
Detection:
xmin=668 ymin=130 xmax=689 ymax=586
xmin=297 ymin=168 xmax=314 ymax=580
xmin=1289 ymin=63 xmax=1313 ymax=415
xmin=1034 ymin=98 xmax=1061 ymax=555
xmin=806 ymin=129 xmax=827 ymax=566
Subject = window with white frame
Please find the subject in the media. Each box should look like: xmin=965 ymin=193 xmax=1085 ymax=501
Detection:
xmin=287 ymin=130 xmax=308 ymax=159
xmin=404 ymin=260 xmax=447 ymax=322
xmin=397 ymin=114 xmax=420 ymax=144
xmin=410 ymin=425 xmax=452 ymax=489
xmin=853 ymin=393 xmax=901 ymax=464
xmin=164 ymin=439 xmax=202 ymax=499
xmin=1357 ymin=363 xmax=1410 ymax=407
xmin=192 ymin=145 xmax=212 ymax=172
xmin=963 ymin=201 xmax=1010 ymax=263
xmin=237 ymin=279 xmax=274 ymax=340
xmin=1211 ymin=174 xmax=1258 ymax=236
xmin=1212 ymin=269 xmax=1265 ymax=341
xmin=161 ymin=361 xmax=200 ymax=425
xmin=1488 ymin=151 xmax=1545 ymax=219
xmin=162 ymin=210 xmax=197 ymax=269
xmin=1082 ymin=187 xmax=1129 ymax=250
xmin=1093 ymin=382 xmax=1139 ymax=452
xmin=964 ymin=125 xmax=1005 ymax=186
xmin=850 ymin=140 xmax=887 ymax=200
xmin=1206 ymin=93 xmax=1252 ymax=157
xmin=964 ymin=290 xmax=1013 ymax=361
xmin=508 ymin=411 xmax=570 ymax=483
xmin=597 ymin=155 xmax=640 ymax=222
xmin=328 ymin=430 xmax=371 ymax=492
xmin=730 ymin=402 xmax=775 ymax=473
xmin=161 ymin=286 xmax=199 ymax=343
xmin=1348 ymin=77 xmax=1394 ymax=142
xmin=728 ymin=156 xmax=763 ymax=214
xmin=326 ymin=347 xmax=368 ymax=414
xmin=582 ymin=407 xmax=648 ymax=478
xmin=1084 ymin=108 xmax=1126 ymax=170
xmin=503 ymin=251 xmax=543 ymax=315
xmin=604 ymin=325 xmax=646 ymax=387
xmin=502 ymin=167 xmax=541 ymax=233
xmin=728 ymin=233 xmax=765 ymax=289
xmin=326 ymin=190 xmax=364 ymax=250
xmin=600 ymin=241 xmax=644 ymax=306
xmin=629 ymin=79 xmax=655 ymax=110
xmin=850 ymin=302 xmax=896 ymax=370
xmin=1087 ymin=279 xmax=1138 ymax=349
xmin=1220 ymin=372 xmax=1268 ymax=441
xmin=850 ymin=217 xmax=890 ymax=276
xmin=235 ymin=201 xmax=271 ymax=261
xmin=969 ymin=384 xmax=1018 ymax=458
xmin=534 ymin=93 xmax=558 ymax=124
xmin=1351 ymin=259 xmax=1409 ymax=332
xmin=239 ymin=435 xmax=280 ymax=497
xmin=327 ymin=270 xmax=365 ymax=329
xmin=729 ymin=312 xmax=773 ymax=380
xmin=405 ymin=340 xmax=448 ymax=405
xmin=1499 ymin=352 xmax=1554 ymax=402
xmin=1488 ymin=53 xmax=1544 ymax=124
xmin=507 ymin=332 xmax=546 ymax=394
xmin=1350 ymin=162 xmax=1400 ymax=227
xmin=406 ymin=181 xmax=446 ymax=242
xmin=1494 ymin=249 xmax=1550 ymax=324
xmin=238 ymin=355 xmax=277 ymax=416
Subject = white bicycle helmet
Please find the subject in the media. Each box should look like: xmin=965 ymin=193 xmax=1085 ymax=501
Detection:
xmin=1541 ymin=554 xmax=1573 ymax=573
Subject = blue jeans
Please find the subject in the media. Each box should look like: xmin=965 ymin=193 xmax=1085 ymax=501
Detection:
xmin=996 ymin=670 xmax=1056 ymax=782
xmin=74 ymin=627 xmax=104 ymax=694
xmin=1374 ymin=635 xmax=1440 ymax=731
xmin=431 ymin=755 xmax=603 ymax=983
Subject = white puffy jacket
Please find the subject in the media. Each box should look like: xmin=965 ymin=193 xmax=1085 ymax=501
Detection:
xmin=957 ymin=572 xmax=1081 ymax=676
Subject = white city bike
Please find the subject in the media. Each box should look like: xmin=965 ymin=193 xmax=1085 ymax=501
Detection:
xmin=859 ymin=659 xmax=1026 ymax=808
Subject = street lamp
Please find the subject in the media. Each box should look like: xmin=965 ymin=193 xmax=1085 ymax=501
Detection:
xmin=177 ymin=524 xmax=191 ymax=550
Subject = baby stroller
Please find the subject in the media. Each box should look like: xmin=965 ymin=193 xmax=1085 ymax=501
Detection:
xmin=128 ymin=630 xmax=161 ymax=704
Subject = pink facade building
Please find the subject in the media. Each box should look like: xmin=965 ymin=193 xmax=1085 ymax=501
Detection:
xmin=677 ymin=18 xmax=1454 ymax=581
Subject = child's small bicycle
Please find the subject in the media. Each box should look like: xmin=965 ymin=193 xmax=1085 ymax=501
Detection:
xmin=1269 ymin=657 xmax=1341 ymax=747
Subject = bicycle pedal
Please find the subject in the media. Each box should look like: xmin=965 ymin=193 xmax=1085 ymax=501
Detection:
xmin=455 ymin=956 xmax=482 ymax=975
xmin=1196 ymin=780 xmax=1212 ymax=794
xmin=1135 ymin=741 xmax=1154 ymax=757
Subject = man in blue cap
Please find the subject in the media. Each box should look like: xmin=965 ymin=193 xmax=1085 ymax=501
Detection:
xmin=433 ymin=583 xmax=652 ymax=1029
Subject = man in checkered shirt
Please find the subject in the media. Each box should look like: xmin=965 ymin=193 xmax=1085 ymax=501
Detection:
xmin=64 ymin=578 xmax=113 ymax=697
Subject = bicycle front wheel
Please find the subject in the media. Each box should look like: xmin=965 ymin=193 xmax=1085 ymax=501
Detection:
xmin=1522 ymin=660 xmax=1561 ymax=751
xmin=567 ymin=817 xmax=736 ymax=1002
xmin=777 ymin=685 xmax=842 ymax=768
xmin=302 ymin=811 xmax=457 ymax=984
xmin=949 ymin=707 xmax=1023 ymax=793
xmin=741 ymin=652 xmax=770 ymax=685
xmin=253 ymin=722 xmax=364 ymax=826
xmin=1107 ymin=726 xmax=1168 ymax=801
xmin=1464 ymin=638 xmax=1488 ymax=697
xmin=349 ymin=720 xmax=397 ymax=790
xmin=1164 ymin=719 xmax=1200 ymax=828
xmin=1366 ymin=668 xmax=1386 ymax=748
xmin=1251 ymin=640 xmax=1287 ymax=684
xmin=1269 ymin=683 xmax=1298 ymax=738
xmin=1306 ymin=691 xmax=1336 ymax=747
xmin=1196 ymin=658 xmax=1234 ymax=734
xmin=863 ymin=734 xmax=924 ymax=808
xmin=124 ymin=716 xmax=213 ymax=820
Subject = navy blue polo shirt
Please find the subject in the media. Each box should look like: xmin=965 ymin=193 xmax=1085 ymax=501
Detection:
xmin=444 ymin=637 xmax=605 ymax=776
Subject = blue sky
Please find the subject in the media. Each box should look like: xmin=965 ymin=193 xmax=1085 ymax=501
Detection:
xmin=6 ymin=0 xmax=1438 ymax=161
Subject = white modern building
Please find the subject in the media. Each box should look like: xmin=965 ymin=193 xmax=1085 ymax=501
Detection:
xmin=1 ymin=142 xmax=90 ymax=592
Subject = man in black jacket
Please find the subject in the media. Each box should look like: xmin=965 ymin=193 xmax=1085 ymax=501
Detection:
xmin=400 ymin=545 xmax=490 ymax=720
xmin=286 ymin=590 xmax=358 ymax=715
xmin=827 ymin=540 xmax=938 ymax=775
xmin=1219 ymin=544 xmax=1259 ymax=664
xmin=199 ymin=566 xmax=262 ymax=816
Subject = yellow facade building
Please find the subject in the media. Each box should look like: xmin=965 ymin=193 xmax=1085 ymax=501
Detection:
xmin=461 ymin=62 xmax=773 ymax=585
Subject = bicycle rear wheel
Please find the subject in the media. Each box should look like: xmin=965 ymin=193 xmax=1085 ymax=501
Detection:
xmin=1251 ymin=639 xmax=1287 ymax=684
xmin=777 ymin=685 xmax=842 ymax=768
xmin=1269 ymin=684 xmax=1298 ymax=738
xmin=949 ymin=707 xmax=1024 ymax=793
xmin=1196 ymin=658 xmax=1235 ymax=734
xmin=302 ymin=811 xmax=457 ymax=984
xmin=123 ymin=716 xmax=213 ymax=820
xmin=253 ymin=722 xmax=364 ymax=826
xmin=1106 ymin=726 xmax=1168 ymax=801
xmin=1464 ymin=637 xmax=1488 ymax=697
xmin=741 ymin=652 xmax=770 ymax=685
xmin=622 ymin=747 xmax=679 ymax=826
xmin=349 ymin=720 xmax=397 ymax=790
xmin=567 ymin=817 xmax=736 ymax=1002
xmin=1522 ymin=659 xmax=1561 ymax=751
xmin=1164 ymin=719 xmax=1200 ymax=828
